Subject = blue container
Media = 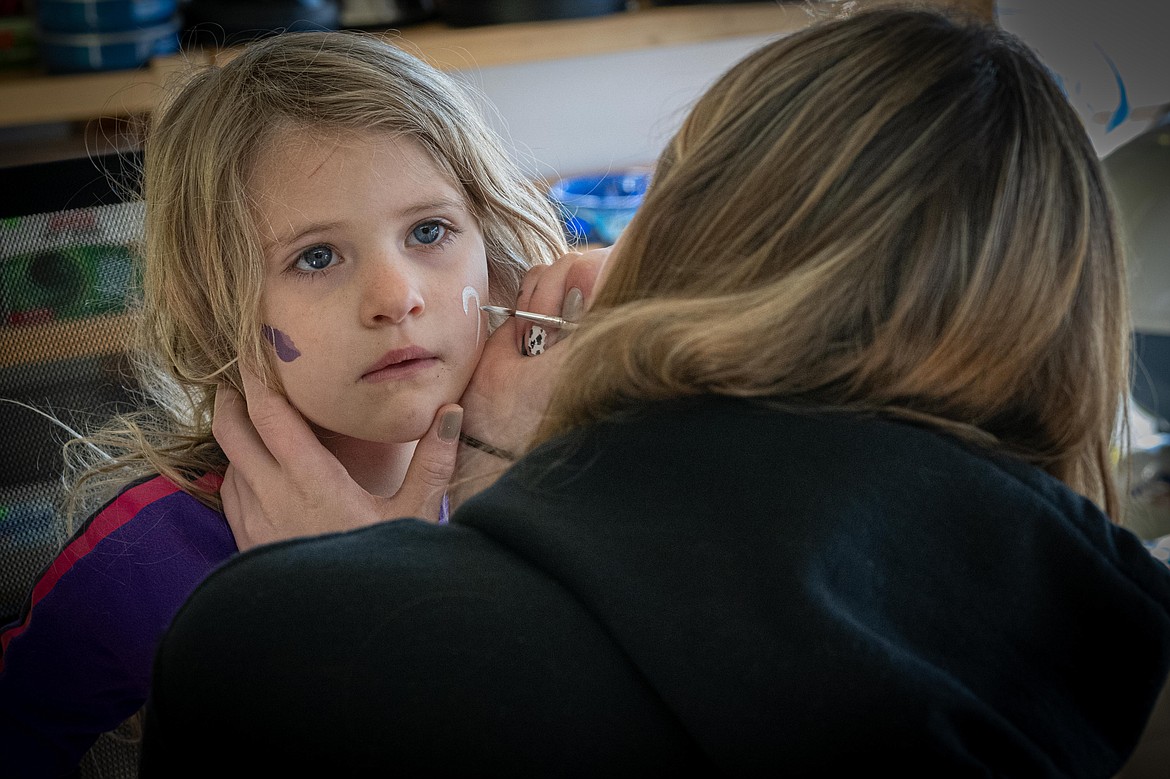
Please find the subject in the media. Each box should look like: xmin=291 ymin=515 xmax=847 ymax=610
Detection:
xmin=36 ymin=0 xmax=179 ymax=33
xmin=548 ymin=171 xmax=650 ymax=245
xmin=38 ymin=17 xmax=179 ymax=73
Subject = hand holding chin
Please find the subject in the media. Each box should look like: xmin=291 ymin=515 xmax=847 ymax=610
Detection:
xmin=214 ymin=369 xmax=461 ymax=551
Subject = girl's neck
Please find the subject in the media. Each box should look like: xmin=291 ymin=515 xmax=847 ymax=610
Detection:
xmin=313 ymin=430 xmax=417 ymax=498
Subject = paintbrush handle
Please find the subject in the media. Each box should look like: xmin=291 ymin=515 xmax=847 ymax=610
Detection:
xmin=480 ymin=305 xmax=579 ymax=331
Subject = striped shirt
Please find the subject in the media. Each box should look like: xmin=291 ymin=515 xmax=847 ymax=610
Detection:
xmin=0 ymin=474 xmax=234 ymax=777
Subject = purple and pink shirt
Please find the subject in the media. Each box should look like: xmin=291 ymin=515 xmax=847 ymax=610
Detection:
xmin=0 ymin=472 xmax=448 ymax=777
xmin=0 ymin=474 xmax=233 ymax=777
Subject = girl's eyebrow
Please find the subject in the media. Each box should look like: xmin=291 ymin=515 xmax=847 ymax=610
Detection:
xmin=265 ymin=220 xmax=346 ymax=253
xmin=264 ymin=197 xmax=468 ymax=253
xmin=398 ymin=196 xmax=468 ymax=218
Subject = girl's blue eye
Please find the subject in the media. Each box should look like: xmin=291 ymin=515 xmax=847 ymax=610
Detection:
xmin=411 ymin=222 xmax=446 ymax=245
xmin=296 ymin=245 xmax=335 ymax=271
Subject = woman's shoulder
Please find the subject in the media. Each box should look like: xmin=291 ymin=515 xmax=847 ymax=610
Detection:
xmin=199 ymin=518 xmax=534 ymax=603
xmin=173 ymin=518 xmax=607 ymax=659
xmin=513 ymin=395 xmax=1164 ymax=583
xmin=521 ymin=394 xmax=1013 ymax=487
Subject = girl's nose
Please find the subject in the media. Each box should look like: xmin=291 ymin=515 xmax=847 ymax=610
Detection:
xmin=359 ymin=256 xmax=425 ymax=325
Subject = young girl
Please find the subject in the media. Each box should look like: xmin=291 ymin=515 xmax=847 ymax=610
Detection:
xmin=0 ymin=30 xmax=567 ymax=776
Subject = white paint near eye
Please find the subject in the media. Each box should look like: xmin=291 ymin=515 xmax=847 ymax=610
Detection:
xmin=462 ymin=285 xmax=482 ymax=342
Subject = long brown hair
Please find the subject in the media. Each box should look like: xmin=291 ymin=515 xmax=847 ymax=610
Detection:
xmin=536 ymin=8 xmax=1128 ymax=517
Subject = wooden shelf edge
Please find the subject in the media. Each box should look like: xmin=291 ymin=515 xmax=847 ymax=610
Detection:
xmin=0 ymin=312 xmax=134 ymax=368
xmin=0 ymin=3 xmax=814 ymax=129
xmin=0 ymin=1 xmax=994 ymax=129
xmin=387 ymin=3 xmax=816 ymax=71
xmin=0 ymin=52 xmax=212 ymax=128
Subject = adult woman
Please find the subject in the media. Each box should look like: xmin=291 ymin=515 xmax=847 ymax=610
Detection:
xmin=141 ymin=8 xmax=1170 ymax=776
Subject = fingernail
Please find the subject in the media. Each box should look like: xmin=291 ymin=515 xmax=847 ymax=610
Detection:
xmin=562 ymin=287 xmax=584 ymax=323
xmin=526 ymin=325 xmax=547 ymax=356
xmin=439 ymin=408 xmax=463 ymax=442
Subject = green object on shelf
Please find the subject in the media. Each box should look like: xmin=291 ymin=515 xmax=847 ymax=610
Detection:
xmin=0 ymin=15 xmax=38 ymax=69
xmin=1 ymin=243 xmax=136 ymax=325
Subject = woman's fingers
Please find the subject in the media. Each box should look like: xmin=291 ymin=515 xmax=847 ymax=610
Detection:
xmin=212 ymin=380 xmax=277 ymax=483
xmin=214 ymin=368 xmax=368 ymax=548
xmin=378 ymin=404 xmax=462 ymax=523
xmin=560 ymin=248 xmax=608 ymax=314
xmin=513 ymin=250 xmax=606 ymax=354
xmin=236 ymin=368 xmax=328 ymax=472
xmin=513 ymin=262 xmax=550 ymax=354
xmin=216 ymin=378 xmax=462 ymax=550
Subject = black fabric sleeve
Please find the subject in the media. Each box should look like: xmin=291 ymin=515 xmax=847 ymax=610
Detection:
xmin=141 ymin=519 xmax=702 ymax=777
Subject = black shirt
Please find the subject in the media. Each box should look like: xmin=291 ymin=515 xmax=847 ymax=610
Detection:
xmin=142 ymin=397 xmax=1170 ymax=777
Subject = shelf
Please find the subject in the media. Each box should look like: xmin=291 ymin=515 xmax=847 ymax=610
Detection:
xmin=0 ymin=55 xmax=203 ymax=128
xmin=382 ymin=3 xmax=815 ymax=70
xmin=0 ymin=312 xmax=133 ymax=369
xmin=0 ymin=1 xmax=993 ymax=130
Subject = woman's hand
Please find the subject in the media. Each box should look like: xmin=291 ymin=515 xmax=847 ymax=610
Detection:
xmin=214 ymin=369 xmax=462 ymax=551
xmin=509 ymin=246 xmax=608 ymax=357
xmin=452 ymin=248 xmax=607 ymax=503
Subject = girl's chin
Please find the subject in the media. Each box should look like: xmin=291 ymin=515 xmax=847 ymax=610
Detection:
xmin=313 ymin=430 xmax=423 ymax=446
xmin=308 ymin=420 xmax=432 ymax=448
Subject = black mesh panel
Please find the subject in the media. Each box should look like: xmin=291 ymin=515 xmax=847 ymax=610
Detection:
xmin=0 ymin=152 xmax=147 ymax=777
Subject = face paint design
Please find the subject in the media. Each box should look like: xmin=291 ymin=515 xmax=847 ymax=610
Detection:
xmin=262 ymin=324 xmax=301 ymax=363
xmin=462 ymin=285 xmax=482 ymax=342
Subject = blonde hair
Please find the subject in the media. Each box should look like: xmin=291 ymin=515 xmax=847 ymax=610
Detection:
xmin=64 ymin=30 xmax=567 ymax=523
xmin=536 ymin=8 xmax=1128 ymax=518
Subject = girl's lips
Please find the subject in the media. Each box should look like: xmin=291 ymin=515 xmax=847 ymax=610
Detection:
xmin=361 ymin=346 xmax=438 ymax=382
xmin=361 ymin=357 xmax=440 ymax=383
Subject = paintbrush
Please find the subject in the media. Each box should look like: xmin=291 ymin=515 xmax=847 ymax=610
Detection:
xmin=480 ymin=305 xmax=579 ymax=331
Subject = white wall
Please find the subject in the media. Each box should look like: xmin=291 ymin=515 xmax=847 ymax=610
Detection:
xmin=440 ymin=2 xmax=1170 ymax=177
xmin=445 ymin=34 xmax=781 ymax=182
xmin=997 ymin=0 xmax=1170 ymax=158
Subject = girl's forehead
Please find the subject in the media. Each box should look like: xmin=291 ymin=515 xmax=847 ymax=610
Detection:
xmin=259 ymin=126 xmax=423 ymax=165
xmin=245 ymin=127 xmax=487 ymax=254
xmin=252 ymin=126 xmax=469 ymax=201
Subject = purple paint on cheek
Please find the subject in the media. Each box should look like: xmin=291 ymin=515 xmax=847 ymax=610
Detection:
xmin=261 ymin=324 xmax=301 ymax=362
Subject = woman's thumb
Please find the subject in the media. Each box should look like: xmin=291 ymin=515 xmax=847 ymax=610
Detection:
xmin=390 ymin=404 xmax=462 ymax=522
